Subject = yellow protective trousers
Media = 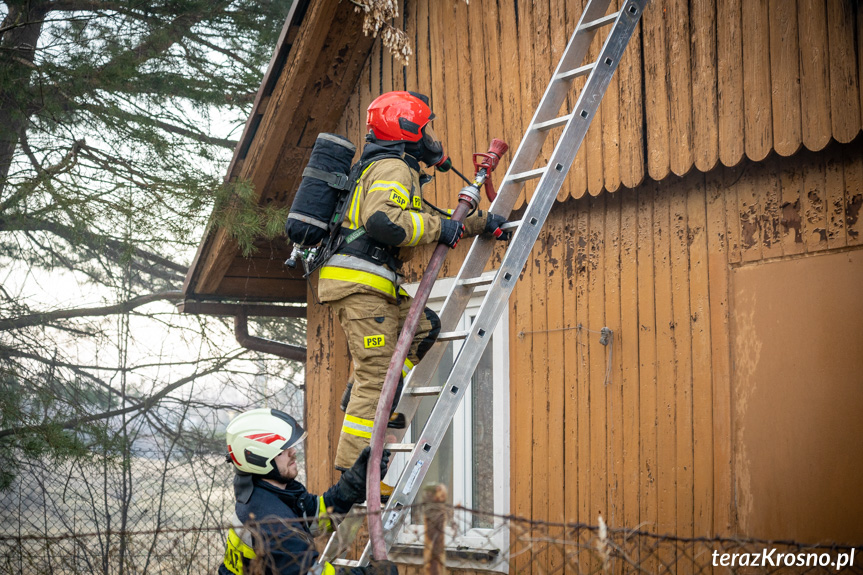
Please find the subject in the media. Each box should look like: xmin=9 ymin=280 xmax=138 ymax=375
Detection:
xmin=328 ymin=291 xmax=440 ymax=470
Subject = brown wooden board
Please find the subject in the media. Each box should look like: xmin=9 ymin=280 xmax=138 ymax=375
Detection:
xmin=619 ymin=188 xmax=641 ymax=533
xmin=498 ymin=0 xmax=524 ymax=209
xmin=798 ymin=0 xmax=832 ymax=152
xmin=530 ymin=222 xmax=550 ymax=572
xmin=642 ymin=0 xmax=671 ymax=181
xmin=691 ymin=0 xmax=719 ymax=173
xmin=670 ymin=178 xmax=694 ymax=547
xmin=585 ymin=13 xmax=606 ymax=196
xmin=517 ymin=0 xmax=539 ymax=208
xmin=588 ymin=194 xmax=608 ymax=534
xmin=570 ymin=0 xmax=589 ymax=201
xmin=636 ymin=184 xmax=658 ymax=565
xmin=575 ymin=197 xmax=592 ymax=527
xmin=827 ymin=0 xmax=862 ymax=144
xmin=563 ymin=200 xmax=581 ymax=528
xmin=617 ymin=7 xmax=645 ymax=189
xmin=768 ymin=0 xmax=802 ymax=157
xmin=705 ymin=169 xmax=732 ymax=535
xmin=603 ymin=191 xmax=624 ymax=527
xmin=552 ymin=0 xmax=572 ymax=202
xmin=717 ymin=0 xmax=744 ymax=167
xmin=667 ymin=0 xmax=693 ymax=177
xmin=741 ymin=0 xmax=773 ymax=162
xmin=688 ymin=174 xmax=714 ymax=539
xmin=304 ymin=278 xmax=348 ymax=493
xmin=427 ymin=0 xmax=446 ymax=210
xmin=545 ymin=211 xmax=567 ymax=571
xmin=601 ymin=0 xmax=622 ymax=195
xmin=653 ymin=185 xmax=677 ymax=566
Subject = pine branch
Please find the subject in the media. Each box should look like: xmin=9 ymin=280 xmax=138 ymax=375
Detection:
xmin=0 ymin=290 xmax=183 ymax=331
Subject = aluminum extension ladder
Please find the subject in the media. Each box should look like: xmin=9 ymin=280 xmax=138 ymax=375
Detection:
xmin=322 ymin=0 xmax=648 ymax=566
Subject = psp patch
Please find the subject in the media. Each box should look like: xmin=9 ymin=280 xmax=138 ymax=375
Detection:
xmin=411 ymin=195 xmax=422 ymax=210
xmin=363 ymin=335 xmax=386 ymax=348
xmin=389 ymin=190 xmax=409 ymax=210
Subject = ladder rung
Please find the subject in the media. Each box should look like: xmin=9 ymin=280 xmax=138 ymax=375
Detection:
xmin=333 ymin=559 xmax=361 ymax=568
xmin=501 ymin=220 xmax=521 ymax=231
xmin=508 ymin=167 xmax=546 ymax=183
xmin=533 ymin=114 xmax=573 ymax=132
xmin=404 ymin=385 xmax=443 ymax=397
xmin=384 ymin=443 xmax=416 ymax=452
xmin=437 ymin=330 xmax=469 ymax=341
xmin=579 ymin=11 xmax=619 ymax=32
xmin=405 ymin=385 xmax=444 ymax=396
xmin=555 ymin=63 xmax=595 ymax=81
xmin=458 ymin=275 xmax=494 ymax=287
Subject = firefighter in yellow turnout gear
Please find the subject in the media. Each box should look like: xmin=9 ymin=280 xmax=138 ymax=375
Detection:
xmin=318 ymin=92 xmax=509 ymax=472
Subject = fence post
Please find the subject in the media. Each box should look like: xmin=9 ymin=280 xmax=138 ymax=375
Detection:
xmin=422 ymin=484 xmax=447 ymax=575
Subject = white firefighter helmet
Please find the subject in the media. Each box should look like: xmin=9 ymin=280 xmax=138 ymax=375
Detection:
xmin=225 ymin=408 xmax=307 ymax=475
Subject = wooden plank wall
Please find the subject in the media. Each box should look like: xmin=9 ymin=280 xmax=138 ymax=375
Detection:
xmin=331 ymin=0 xmax=861 ymax=210
xmin=306 ymin=136 xmax=863 ymax=572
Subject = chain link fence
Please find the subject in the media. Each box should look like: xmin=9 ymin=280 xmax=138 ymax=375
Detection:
xmin=0 ymin=450 xmax=235 ymax=574
xmin=3 ymin=486 xmax=861 ymax=575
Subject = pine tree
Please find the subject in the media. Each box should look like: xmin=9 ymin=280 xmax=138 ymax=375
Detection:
xmin=0 ymin=0 xmax=303 ymax=488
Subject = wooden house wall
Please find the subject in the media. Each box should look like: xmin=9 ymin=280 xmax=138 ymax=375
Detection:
xmin=308 ymin=138 xmax=863 ymax=554
xmin=303 ymin=0 xmax=863 ymax=565
xmin=332 ymin=0 xmax=862 ymax=208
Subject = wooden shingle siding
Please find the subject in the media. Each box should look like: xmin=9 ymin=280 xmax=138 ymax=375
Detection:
xmin=340 ymin=0 xmax=861 ymax=206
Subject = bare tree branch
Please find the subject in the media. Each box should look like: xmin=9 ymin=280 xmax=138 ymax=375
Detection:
xmin=0 ymin=353 xmax=243 ymax=439
xmin=0 ymin=290 xmax=183 ymax=331
xmin=0 ymin=218 xmax=189 ymax=275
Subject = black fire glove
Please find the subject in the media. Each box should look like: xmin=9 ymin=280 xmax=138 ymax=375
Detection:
xmin=336 ymin=447 xmax=392 ymax=504
xmin=484 ymin=213 xmax=511 ymax=240
xmin=366 ymin=559 xmax=399 ymax=575
xmin=438 ymin=218 xmax=465 ymax=248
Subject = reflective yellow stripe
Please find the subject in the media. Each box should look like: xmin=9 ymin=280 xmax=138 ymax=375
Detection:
xmin=402 ymin=357 xmax=415 ymax=378
xmin=347 ymin=185 xmax=362 ymax=229
xmin=342 ymin=413 xmax=374 ymax=438
xmin=408 ymin=211 xmax=424 ymax=246
xmin=369 ymin=180 xmax=410 ymax=196
xmin=320 ymin=267 xmax=397 ymax=298
xmin=322 ymin=562 xmax=336 ymax=575
xmin=317 ymin=496 xmax=332 ymax=533
xmin=223 ymin=528 xmax=255 ymax=575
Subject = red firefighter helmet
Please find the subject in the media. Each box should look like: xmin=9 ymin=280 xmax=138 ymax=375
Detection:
xmin=367 ymin=91 xmax=447 ymax=168
xmin=366 ymin=91 xmax=434 ymax=142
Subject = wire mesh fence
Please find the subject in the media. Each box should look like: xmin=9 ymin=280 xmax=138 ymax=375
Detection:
xmin=0 ymin=450 xmax=235 ymax=574
xmin=3 ymin=492 xmax=861 ymax=575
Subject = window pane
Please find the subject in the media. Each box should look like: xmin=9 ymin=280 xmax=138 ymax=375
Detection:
xmin=471 ymin=334 xmax=494 ymax=528
xmin=410 ymin=341 xmax=454 ymax=524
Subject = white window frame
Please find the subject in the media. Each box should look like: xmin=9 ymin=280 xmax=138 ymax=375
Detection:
xmin=391 ymin=271 xmax=510 ymax=572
